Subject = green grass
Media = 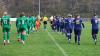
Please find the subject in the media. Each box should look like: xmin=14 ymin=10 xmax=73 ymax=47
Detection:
xmin=0 ymin=22 xmax=100 ymax=56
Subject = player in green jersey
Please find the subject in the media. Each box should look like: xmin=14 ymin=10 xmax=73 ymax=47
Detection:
xmin=27 ymin=15 xmax=33 ymax=34
xmin=19 ymin=12 xmax=28 ymax=44
xmin=32 ymin=16 xmax=36 ymax=31
xmin=16 ymin=16 xmax=22 ymax=42
xmin=1 ymin=12 xmax=11 ymax=45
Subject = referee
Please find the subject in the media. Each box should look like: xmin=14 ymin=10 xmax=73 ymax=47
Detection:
xmin=43 ymin=16 xmax=48 ymax=30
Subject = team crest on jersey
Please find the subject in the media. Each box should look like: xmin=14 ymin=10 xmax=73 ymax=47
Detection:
xmin=76 ymin=20 xmax=80 ymax=24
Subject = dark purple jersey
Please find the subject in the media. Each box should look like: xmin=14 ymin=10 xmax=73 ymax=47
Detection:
xmin=91 ymin=17 xmax=99 ymax=30
xmin=73 ymin=18 xmax=84 ymax=30
xmin=64 ymin=18 xmax=73 ymax=29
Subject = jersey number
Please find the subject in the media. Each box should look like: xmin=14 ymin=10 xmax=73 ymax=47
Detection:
xmin=22 ymin=20 xmax=24 ymax=24
xmin=3 ymin=20 xmax=7 ymax=24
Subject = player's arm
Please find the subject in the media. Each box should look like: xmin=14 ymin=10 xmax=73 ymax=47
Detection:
xmin=72 ymin=19 xmax=75 ymax=28
xmin=16 ymin=19 xmax=18 ymax=27
xmin=82 ymin=23 xmax=84 ymax=28
xmin=81 ymin=19 xmax=85 ymax=28
xmin=91 ymin=18 xmax=94 ymax=24
xmin=9 ymin=17 xmax=11 ymax=25
xmin=39 ymin=20 xmax=41 ymax=25
xmin=0 ymin=18 xmax=3 ymax=26
xmin=63 ymin=19 xmax=66 ymax=29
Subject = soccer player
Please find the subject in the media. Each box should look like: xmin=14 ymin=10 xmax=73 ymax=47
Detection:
xmin=73 ymin=14 xmax=84 ymax=45
xmin=52 ymin=17 xmax=57 ymax=31
xmin=1 ymin=12 xmax=11 ymax=45
xmin=27 ymin=15 xmax=33 ymax=34
xmin=43 ymin=16 xmax=48 ymax=30
xmin=59 ymin=16 xmax=63 ymax=32
xmin=91 ymin=13 xmax=99 ymax=45
xmin=59 ymin=17 xmax=65 ymax=34
xmin=61 ymin=17 xmax=66 ymax=34
xmin=50 ymin=16 xmax=54 ymax=24
xmin=64 ymin=14 xmax=73 ymax=43
xmin=32 ymin=16 xmax=36 ymax=31
xmin=56 ymin=16 xmax=60 ymax=32
xmin=36 ymin=18 xmax=41 ymax=31
xmin=19 ymin=12 xmax=28 ymax=44
xmin=16 ymin=15 xmax=21 ymax=42
xmin=50 ymin=16 xmax=54 ymax=30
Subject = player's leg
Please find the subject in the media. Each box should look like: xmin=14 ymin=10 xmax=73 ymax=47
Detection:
xmin=7 ymin=32 xmax=10 ymax=44
xmin=37 ymin=25 xmax=39 ymax=31
xmin=30 ymin=24 xmax=32 ymax=31
xmin=51 ymin=24 xmax=53 ymax=30
xmin=30 ymin=24 xmax=33 ymax=32
xmin=77 ymin=30 xmax=81 ymax=45
xmin=17 ymin=33 xmax=21 ymax=42
xmin=59 ymin=23 xmax=61 ymax=32
xmin=66 ymin=29 xmax=71 ymax=43
xmin=17 ymin=28 xmax=21 ymax=42
xmin=92 ymin=29 xmax=95 ymax=40
xmin=53 ymin=25 xmax=56 ymax=31
xmin=50 ymin=21 xmax=53 ymax=30
xmin=36 ymin=25 xmax=38 ymax=31
xmin=7 ymin=27 xmax=11 ymax=44
xmin=3 ymin=28 xmax=7 ymax=45
xmin=92 ymin=29 xmax=96 ymax=45
xmin=94 ymin=29 xmax=98 ymax=45
xmin=3 ymin=32 xmax=7 ymax=45
xmin=65 ymin=29 xmax=67 ymax=38
xmin=45 ymin=21 xmax=47 ymax=30
xmin=44 ymin=24 xmax=46 ymax=30
xmin=38 ymin=24 xmax=40 ymax=31
xmin=94 ymin=34 xmax=97 ymax=45
xmin=57 ymin=25 xmax=59 ymax=32
xmin=61 ymin=24 xmax=64 ymax=33
xmin=34 ymin=24 xmax=36 ymax=31
xmin=92 ymin=34 xmax=95 ymax=41
xmin=74 ymin=29 xmax=77 ymax=43
xmin=29 ymin=26 xmax=32 ymax=33
xmin=26 ymin=27 xmax=29 ymax=36
xmin=67 ymin=29 xmax=72 ymax=43
xmin=70 ymin=29 xmax=73 ymax=40
xmin=43 ymin=21 xmax=46 ymax=30
xmin=21 ymin=28 xmax=27 ymax=44
xmin=62 ymin=28 xmax=65 ymax=35
xmin=27 ymin=26 xmax=30 ymax=34
xmin=61 ymin=27 xmax=63 ymax=34
xmin=32 ymin=24 xmax=35 ymax=32
xmin=54 ymin=24 xmax=57 ymax=31
xmin=20 ymin=29 xmax=23 ymax=43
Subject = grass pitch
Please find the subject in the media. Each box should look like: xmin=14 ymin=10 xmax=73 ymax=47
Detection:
xmin=0 ymin=22 xmax=100 ymax=56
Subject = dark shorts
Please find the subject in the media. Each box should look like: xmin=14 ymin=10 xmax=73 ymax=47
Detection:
xmin=50 ymin=21 xmax=53 ymax=24
xmin=3 ymin=25 xmax=11 ymax=32
xmin=92 ymin=29 xmax=98 ymax=35
xmin=3 ymin=27 xmax=10 ymax=32
xmin=74 ymin=29 xmax=81 ymax=35
xmin=66 ymin=29 xmax=72 ymax=33
xmin=19 ymin=27 xmax=27 ymax=32
xmin=43 ymin=21 xmax=47 ymax=25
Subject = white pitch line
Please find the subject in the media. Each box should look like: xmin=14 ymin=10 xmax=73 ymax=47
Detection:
xmin=47 ymin=31 xmax=68 ymax=56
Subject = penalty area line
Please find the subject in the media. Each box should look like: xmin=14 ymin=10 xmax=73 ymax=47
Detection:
xmin=47 ymin=31 xmax=68 ymax=56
